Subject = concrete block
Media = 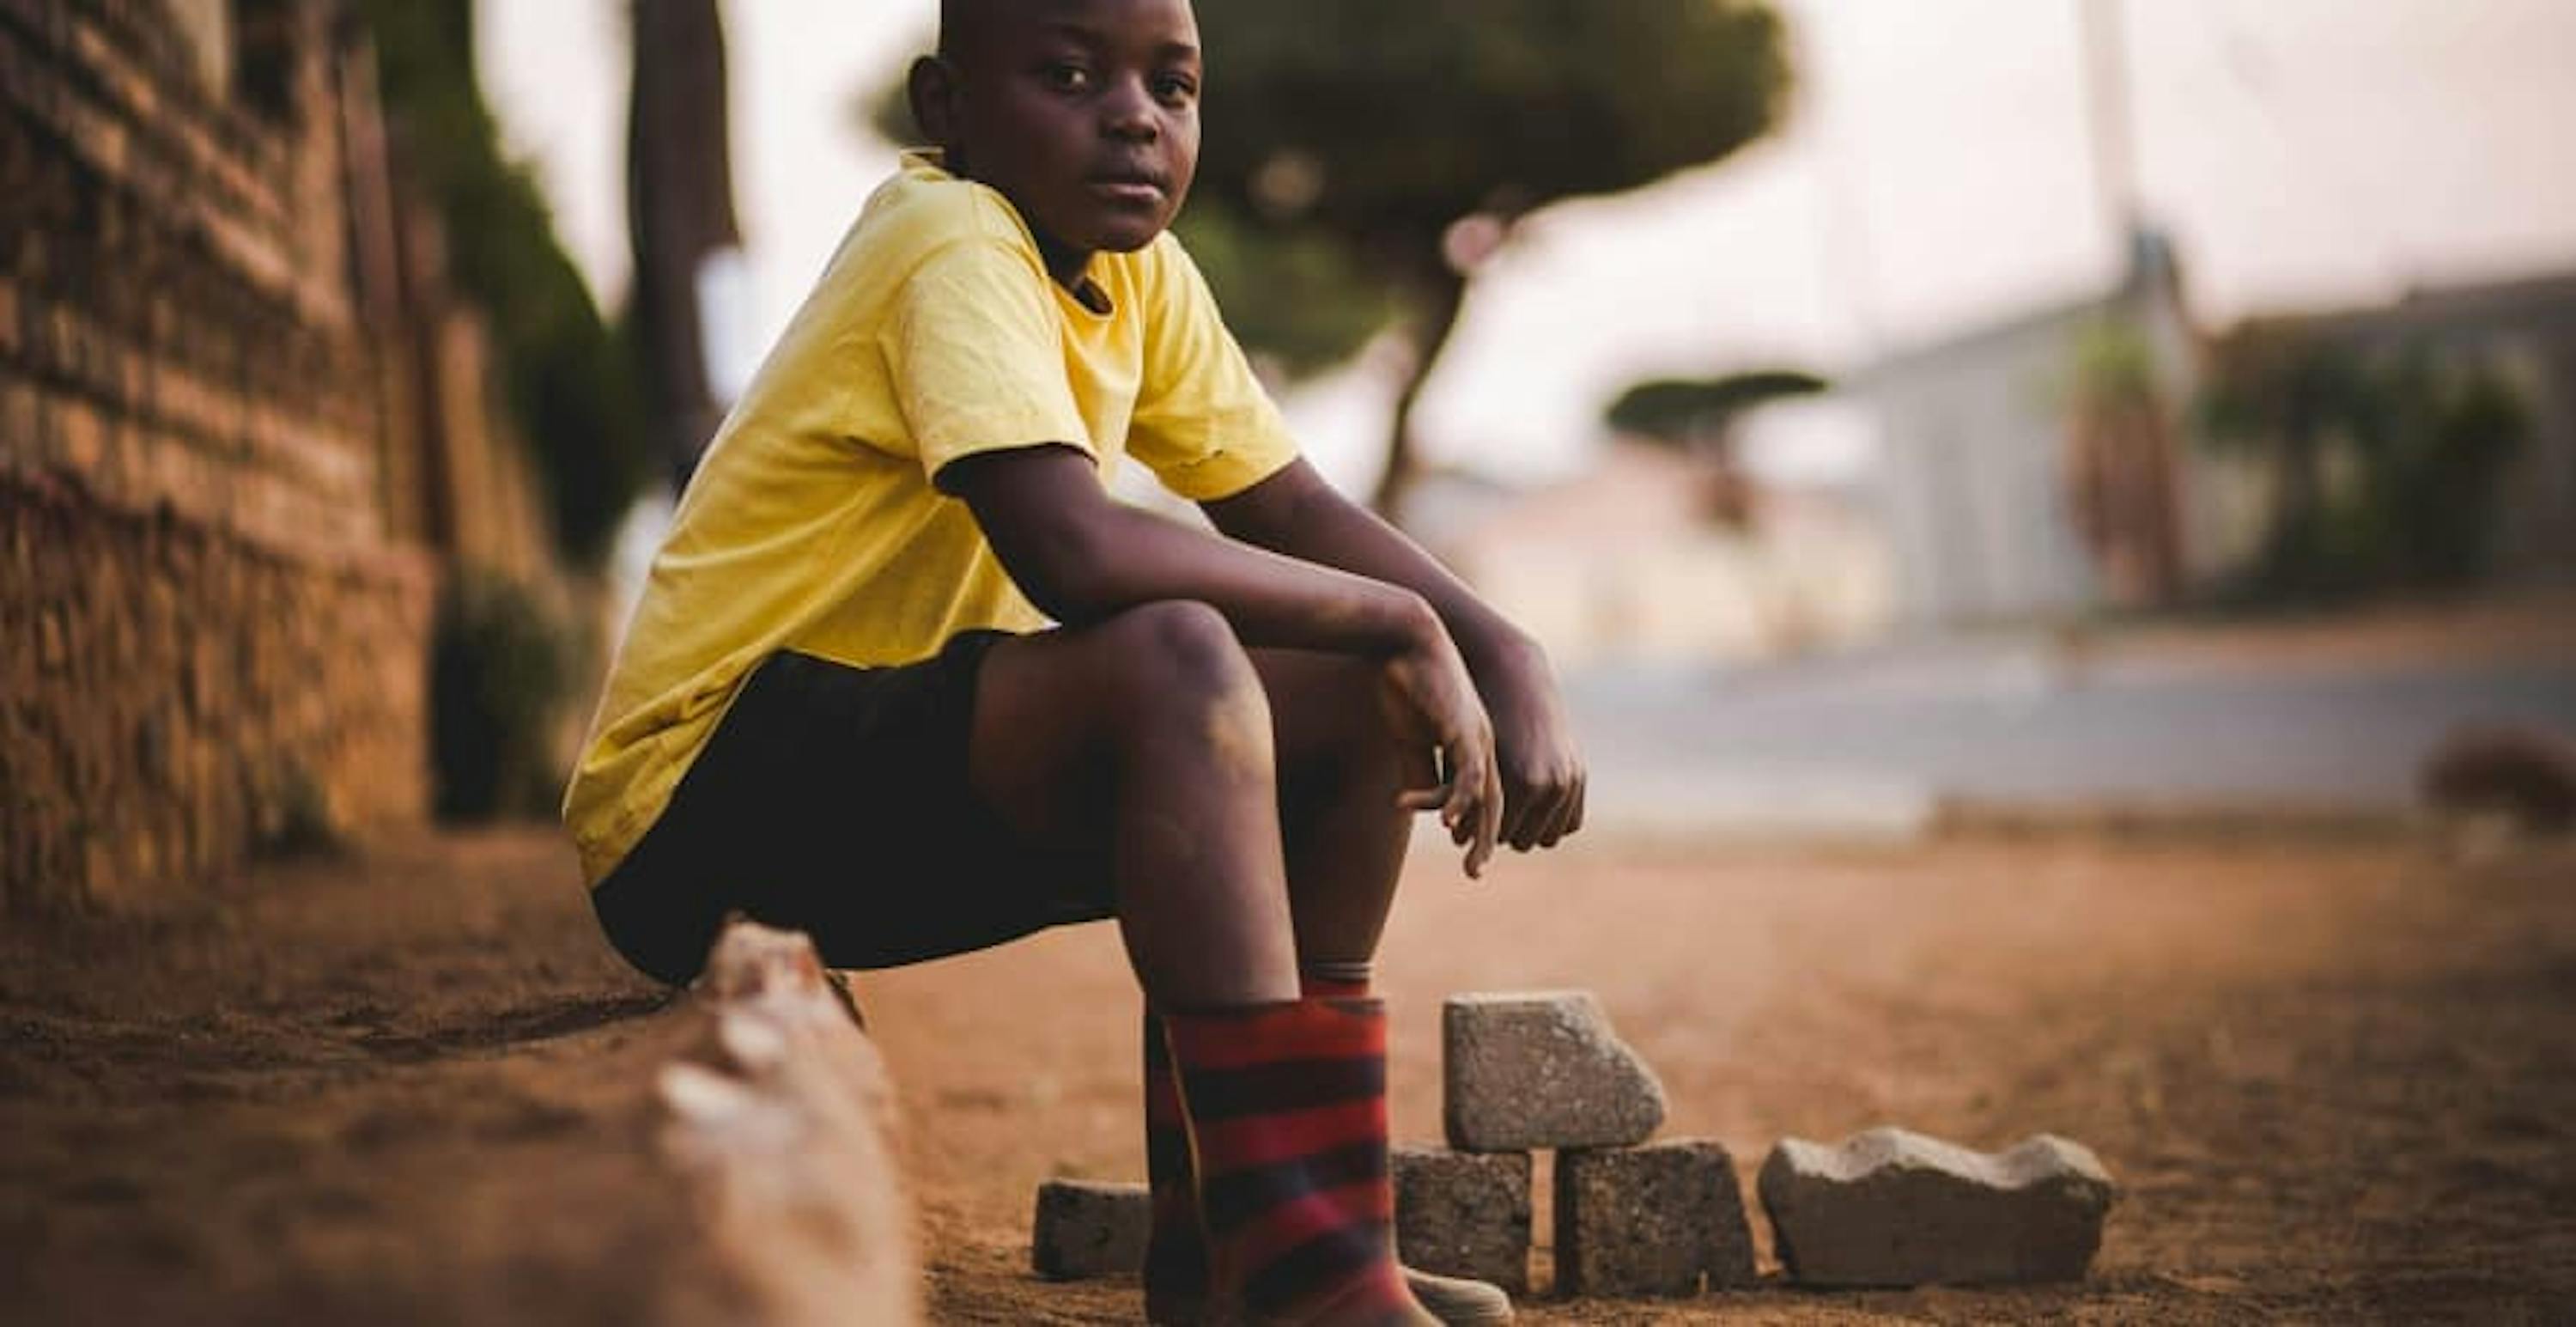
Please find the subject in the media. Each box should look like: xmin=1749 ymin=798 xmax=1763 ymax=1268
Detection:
xmin=1030 ymin=1178 xmax=1150 ymax=1281
xmin=1554 ymin=1140 xmax=1756 ymax=1297
xmin=1392 ymin=1145 xmax=1532 ymax=1295
xmin=1443 ymin=991 xmax=1665 ymax=1152
xmin=1758 ymin=1127 xmax=2117 ymax=1287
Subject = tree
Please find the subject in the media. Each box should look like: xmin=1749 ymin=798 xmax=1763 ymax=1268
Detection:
xmin=2059 ymin=319 xmax=2182 ymax=608
xmin=1602 ymin=368 xmax=1823 ymax=529
xmin=358 ymin=0 xmax=647 ymax=569
xmin=1603 ymin=369 xmax=1826 ymax=447
xmin=2199 ymin=322 xmax=2529 ymax=602
xmin=866 ymin=1 xmax=1790 ymax=517
xmin=629 ymin=0 xmax=743 ymax=493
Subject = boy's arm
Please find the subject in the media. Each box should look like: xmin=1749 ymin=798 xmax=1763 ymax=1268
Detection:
xmin=944 ymin=444 xmax=1507 ymax=875
xmin=1203 ymin=459 xmax=1585 ymax=854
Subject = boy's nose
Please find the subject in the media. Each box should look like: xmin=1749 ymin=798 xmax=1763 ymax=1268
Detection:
xmin=1100 ymin=78 xmax=1159 ymax=141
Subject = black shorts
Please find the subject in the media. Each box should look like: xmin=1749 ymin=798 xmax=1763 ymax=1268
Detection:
xmin=587 ymin=632 xmax=1115 ymax=984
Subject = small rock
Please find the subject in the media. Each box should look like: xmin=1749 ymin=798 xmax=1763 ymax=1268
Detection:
xmin=2421 ymin=724 xmax=2576 ymax=835
xmin=1555 ymin=1140 xmax=1756 ymax=1297
xmin=1443 ymin=992 xmax=1664 ymax=1153
xmin=1030 ymin=1178 xmax=1150 ymax=1280
xmin=1393 ymin=1146 xmax=1532 ymax=1295
xmin=1758 ymin=1127 xmax=2117 ymax=1287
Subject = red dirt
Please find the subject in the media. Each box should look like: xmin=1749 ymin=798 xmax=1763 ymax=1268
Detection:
xmin=5 ymin=825 xmax=2573 ymax=1323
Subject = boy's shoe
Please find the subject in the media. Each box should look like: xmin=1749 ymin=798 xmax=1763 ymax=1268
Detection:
xmin=1160 ymin=997 xmax=1443 ymax=1326
xmin=1143 ymin=1008 xmax=1512 ymax=1325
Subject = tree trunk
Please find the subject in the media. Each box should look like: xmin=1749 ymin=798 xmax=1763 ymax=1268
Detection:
xmin=1370 ymin=261 xmax=1472 ymax=524
xmin=628 ymin=0 xmax=741 ymax=495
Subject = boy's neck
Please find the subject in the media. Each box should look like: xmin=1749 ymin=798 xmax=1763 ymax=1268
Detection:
xmin=922 ymin=148 xmax=1101 ymax=301
xmin=1031 ymin=232 xmax=1096 ymax=295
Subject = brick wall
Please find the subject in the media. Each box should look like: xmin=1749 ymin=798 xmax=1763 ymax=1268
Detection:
xmin=0 ymin=0 xmax=519 ymax=912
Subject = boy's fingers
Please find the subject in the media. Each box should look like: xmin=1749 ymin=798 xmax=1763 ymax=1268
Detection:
xmin=1500 ymin=782 xmax=1540 ymax=852
xmin=1397 ymin=785 xmax=1448 ymax=813
xmin=1536 ymin=782 xmax=1577 ymax=848
xmin=1468 ymin=750 xmax=1503 ymax=878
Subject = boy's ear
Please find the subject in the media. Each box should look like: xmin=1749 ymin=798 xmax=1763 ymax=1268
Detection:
xmin=907 ymin=55 xmax=963 ymax=150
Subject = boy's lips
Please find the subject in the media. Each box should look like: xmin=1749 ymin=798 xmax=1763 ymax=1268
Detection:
xmin=1088 ymin=173 xmax=1168 ymax=205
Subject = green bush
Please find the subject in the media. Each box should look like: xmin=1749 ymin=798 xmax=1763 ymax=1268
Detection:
xmin=429 ymin=570 xmax=571 ymax=821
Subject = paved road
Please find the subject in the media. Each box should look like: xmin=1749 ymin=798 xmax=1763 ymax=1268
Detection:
xmin=1565 ymin=629 xmax=2576 ymax=832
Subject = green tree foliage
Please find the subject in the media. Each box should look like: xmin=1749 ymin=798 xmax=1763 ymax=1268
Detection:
xmin=358 ymin=0 xmax=647 ymax=569
xmin=2200 ymin=325 xmax=2529 ymax=601
xmin=866 ymin=1 xmax=1790 ymax=514
xmin=1603 ymin=369 xmax=1827 ymax=445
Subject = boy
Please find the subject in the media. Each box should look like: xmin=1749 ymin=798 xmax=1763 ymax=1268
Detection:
xmin=566 ymin=0 xmax=1583 ymax=1320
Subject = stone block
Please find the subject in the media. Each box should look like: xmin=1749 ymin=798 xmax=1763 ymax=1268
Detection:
xmin=1555 ymin=1140 xmax=1757 ymax=1297
xmin=1443 ymin=991 xmax=1664 ymax=1152
xmin=1030 ymin=1178 xmax=1150 ymax=1281
xmin=1757 ymin=1127 xmax=2117 ymax=1287
xmin=1392 ymin=1145 xmax=1531 ymax=1295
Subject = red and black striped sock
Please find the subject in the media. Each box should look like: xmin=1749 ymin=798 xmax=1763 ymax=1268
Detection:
xmin=1163 ymin=997 xmax=1424 ymax=1324
xmin=1144 ymin=965 xmax=1376 ymax=1318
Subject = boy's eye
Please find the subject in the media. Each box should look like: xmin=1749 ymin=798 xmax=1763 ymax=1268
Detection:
xmin=1151 ymin=73 xmax=1199 ymax=105
xmin=1041 ymin=62 xmax=1092 ymax=92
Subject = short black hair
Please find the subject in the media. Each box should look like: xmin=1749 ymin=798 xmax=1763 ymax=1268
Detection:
xmin=936 ymin=0 xmax=999 ymax=60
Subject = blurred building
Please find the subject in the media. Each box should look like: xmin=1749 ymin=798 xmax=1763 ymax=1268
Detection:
xmin=2 ymin=0 xmax=556 ymax=912
xmin=1849 ymin=228 xmax=2208 ymax=628
xmin=1847 ymin=229 xmax=2576 ymax=631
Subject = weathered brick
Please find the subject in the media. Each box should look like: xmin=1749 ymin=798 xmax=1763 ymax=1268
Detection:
xmin=1030 ymin=1178 xmax=1151 ymax=1281
xmin=1555 ymin=1140 xmax=1756 ymax=1298
xmin=1392 ymin=1145 xmax=1531 ymax=1295
xmin=1757 ymin=1127 xmax=2117 ymax=1287
xmin=1443 ymin=991 xmax=1665 ymax=1152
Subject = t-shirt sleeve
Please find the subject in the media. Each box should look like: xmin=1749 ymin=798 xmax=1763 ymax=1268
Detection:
xmin=880 ymin=237 xmax=1097 ymax=487
xmin=1128 ymin=236 xmax=1302 ymax=502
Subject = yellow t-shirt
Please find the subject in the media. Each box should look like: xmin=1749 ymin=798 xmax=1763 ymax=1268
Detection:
xmin=562 ymin=153 xmax=1300 ymax=886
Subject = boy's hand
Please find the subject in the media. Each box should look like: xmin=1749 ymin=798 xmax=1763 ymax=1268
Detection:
xmin=1379 ymin=629 xmax=1504 ymax=879
xmin=1467 ymin=631 xmax=1585 ymax=853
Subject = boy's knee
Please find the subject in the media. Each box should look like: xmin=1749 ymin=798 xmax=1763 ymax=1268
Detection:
xmin=1097 ymin=602 xmax=1272 ymax=770
xmin=1104 ymin=600 xmax=1257 ymax=704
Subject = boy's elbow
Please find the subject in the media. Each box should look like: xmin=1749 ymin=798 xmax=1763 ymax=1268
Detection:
xmin=1002 ymin=515 xmax=1121 ymax=624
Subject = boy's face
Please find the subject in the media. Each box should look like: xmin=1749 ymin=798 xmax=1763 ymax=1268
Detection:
xmin=929 ymin=0 xmax=1203 ymax=273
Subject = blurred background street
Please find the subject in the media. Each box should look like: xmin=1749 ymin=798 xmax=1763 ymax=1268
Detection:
xmin=1574 ymin=595 xmax=2576 ymax=836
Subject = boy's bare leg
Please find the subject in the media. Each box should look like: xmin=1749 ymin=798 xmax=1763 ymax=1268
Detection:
xmin=965 ymin=602 xmax=1301 ymax=1010
xmin=1242 ymin=647 xmax=1413 ymax=973
xmin=965 ymin=607 xmax=1415 ymax=1007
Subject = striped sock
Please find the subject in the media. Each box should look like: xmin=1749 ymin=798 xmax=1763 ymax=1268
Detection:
xmin=1164 ymin=998 xmax=1426 ymax=1324
xmin=1144 ymin=967 xmax=1371 ymax=1319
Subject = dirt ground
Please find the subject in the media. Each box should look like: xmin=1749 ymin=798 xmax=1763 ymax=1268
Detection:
xmin=4 ymin=822 xmax=2573 ymax=1324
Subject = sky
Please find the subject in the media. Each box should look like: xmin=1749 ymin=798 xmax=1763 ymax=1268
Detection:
xmin=477 ymin=0 xmax=2576 ymax=493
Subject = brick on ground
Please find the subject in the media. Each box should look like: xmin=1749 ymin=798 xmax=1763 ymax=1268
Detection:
xmin=1391 ymin=1145 xmax=1531 ymax=1295
xmin=1442 ymin=991 xmax=1665 ymax=1153
xmin=1554 ymin=1140 xmax=1757 ymax=1298
xmin=1030 ymin=1178 xmax=1151 ymax=1280
xmin=1757 ymin=1127 xmax=2118 ymax=1287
